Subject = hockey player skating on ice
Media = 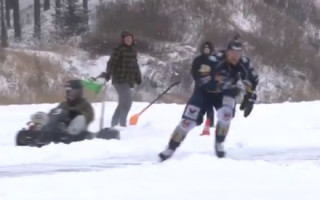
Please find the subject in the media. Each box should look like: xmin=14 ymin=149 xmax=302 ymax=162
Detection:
xmin=159 ymin=36 xmax=259 ymax=161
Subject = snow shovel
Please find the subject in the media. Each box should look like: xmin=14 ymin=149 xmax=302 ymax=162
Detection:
xmin=83 ymin=78 xmax=120 ymax=139
xmin=82 ymin=78 xmax=106 ymax=130
xmin=129 ymin=81 xmax=180 ymax=125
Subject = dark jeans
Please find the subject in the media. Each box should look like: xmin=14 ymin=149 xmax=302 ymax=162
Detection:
xmin=111 ymin=83 xmax=132 ymax=127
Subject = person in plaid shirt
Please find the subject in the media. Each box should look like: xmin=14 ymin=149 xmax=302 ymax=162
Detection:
xmin=99 ymin=31 xmax=142 ymax=127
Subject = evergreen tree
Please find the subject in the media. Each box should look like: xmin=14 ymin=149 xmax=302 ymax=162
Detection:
xmin=63 ymin=0 xmax=87 ymax=36
xmin=53 ymin=0 xmax=88 ymax=38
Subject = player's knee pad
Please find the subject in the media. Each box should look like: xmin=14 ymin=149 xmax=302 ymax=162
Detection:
xmin=217 ymin=106 xmax=233 ymax=125
xmin=171 ymin=119 xmax=196 ymax=143
xmin=217 ymin=96 xmax=235 ymax=125
xmin=67 ymin=115 xmax=87 ymax=135
xmin=178 ymin=119 xmax=197 ymax=132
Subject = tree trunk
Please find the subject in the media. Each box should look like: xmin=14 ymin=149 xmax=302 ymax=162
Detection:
xmin=68 ymin=0 xmax=74 ymax=14
xmin=12 ymin=0 xmax=21 ymax=40
xmin=44 ymin=0 xmax=50 ymax=11
xmin=1 ymin=0 xmax=8 ymax=47
xmin=55 ymin=0 xmax=61 ymax=15
xmin=34 ymin=0 xmax=41 ymax=39
xmin=83 ymin=0 xmax=88 ymax=30
xmin=67 ymin=0 xmax=75 ymax=29
xmin=55 ymin=0 xmax=62 ymax=36
xmin=83 ymin=0 xmax=88 ymax=9
xmin=4 ymin=0 xmax=10 ymax=28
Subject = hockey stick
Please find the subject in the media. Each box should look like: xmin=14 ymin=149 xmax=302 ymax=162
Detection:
xmin=129 ymin=81 xmax=181 ymax=125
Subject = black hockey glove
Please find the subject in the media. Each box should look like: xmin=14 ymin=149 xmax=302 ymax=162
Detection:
xmin=240 ymin=92 xmax=257 ymax=117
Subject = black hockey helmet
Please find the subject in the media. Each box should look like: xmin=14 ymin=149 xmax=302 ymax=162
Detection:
xmin=227 ymin=34 xmax=243 ymax=51
xmin=64 ymin=79 xmax=83 ymax=102
xmin=226 ymin=34 xmax=243 ymax=65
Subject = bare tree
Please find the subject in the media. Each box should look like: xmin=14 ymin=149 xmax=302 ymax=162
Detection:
xmin=34 ymin=0 xmax=41 ymax=39
xmin=1 ymin=0 xmax=8 ymax=47
xmin=12 ymin=0 xmax=21 ymax=40
xmin=44 ymin=0 xmax=50 ymax=11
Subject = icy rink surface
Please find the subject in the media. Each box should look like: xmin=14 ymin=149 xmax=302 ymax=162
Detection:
xmin=1 ymin=101 xmax=320 ymax=200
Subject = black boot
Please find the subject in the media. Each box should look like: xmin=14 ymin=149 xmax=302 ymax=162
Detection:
xmin=159 ymin=148 xmax=175 ymax=161
xmin=214 ymin=141 xmax=225 ymax=158
xmin=158 ymin=139 xmax=180 ymax=162
xmin=214 ymin=123 xmax=228 ymax=158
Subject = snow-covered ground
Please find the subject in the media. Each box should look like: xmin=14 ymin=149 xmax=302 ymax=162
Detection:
xmin=1 ymin=101 xmax=320 ymax=200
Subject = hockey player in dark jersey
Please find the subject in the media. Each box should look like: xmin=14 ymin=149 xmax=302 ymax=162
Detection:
xmin=191 ymin=41 xmax=215 ymax=135
xmin=159 ymin=36 xmax=259 ymax=161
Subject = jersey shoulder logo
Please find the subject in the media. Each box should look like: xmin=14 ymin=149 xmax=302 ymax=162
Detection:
xmin=209 ymin=55 xmax=217 ymax=62
xmin=198 ymin=64 xmax=211 ymax=73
